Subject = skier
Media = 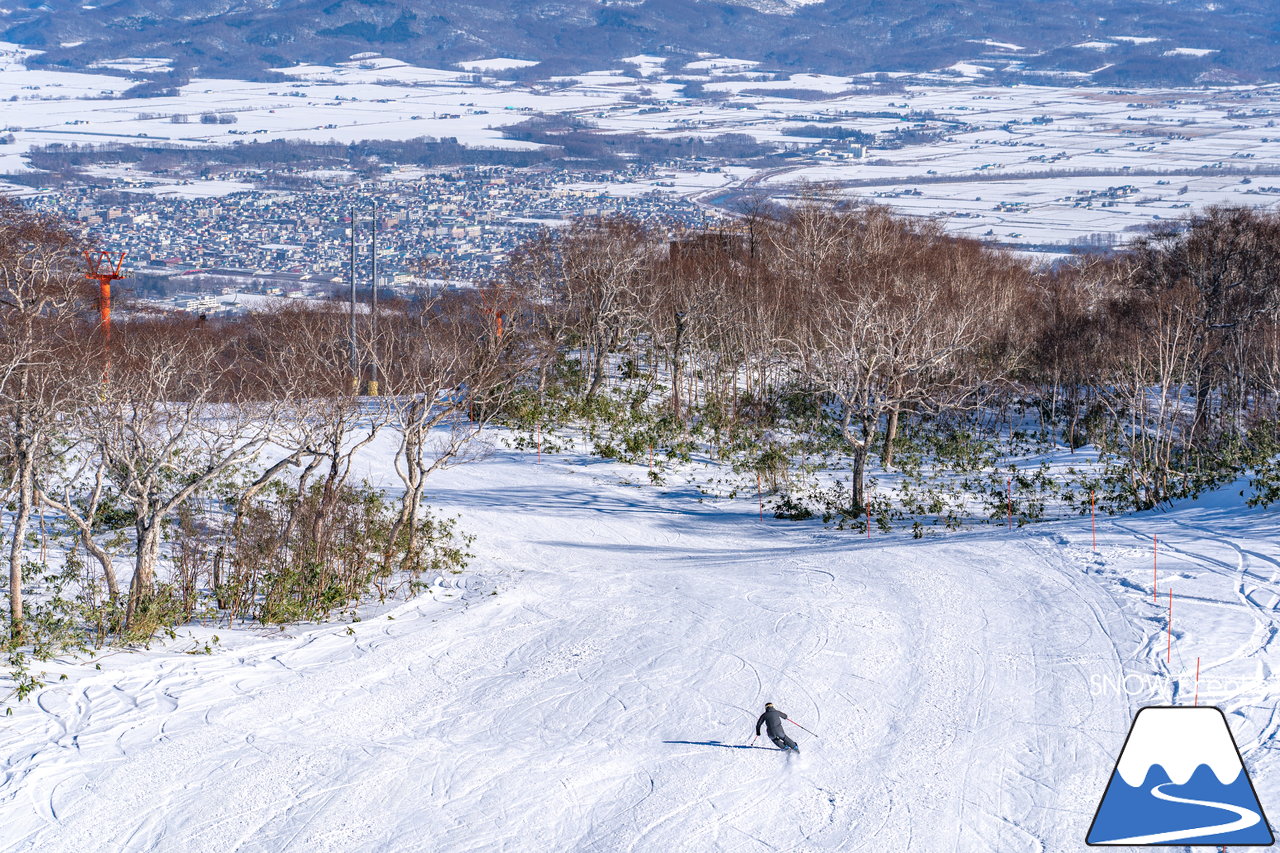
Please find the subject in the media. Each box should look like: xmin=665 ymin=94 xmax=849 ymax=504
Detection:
xmin=755 ymin=702 xmax=799 ymax=751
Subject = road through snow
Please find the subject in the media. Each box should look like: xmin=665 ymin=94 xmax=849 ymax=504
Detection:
xmin=0 ymin=445 xmax=1245 ymax=851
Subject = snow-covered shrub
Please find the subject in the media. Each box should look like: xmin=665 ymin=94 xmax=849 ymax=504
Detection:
xmin=206 ymin=480 xmax=469 ymax=627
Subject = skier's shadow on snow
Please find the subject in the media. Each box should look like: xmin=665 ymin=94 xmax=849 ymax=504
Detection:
xmin=663 ymin=740 xmax=775 ymax=751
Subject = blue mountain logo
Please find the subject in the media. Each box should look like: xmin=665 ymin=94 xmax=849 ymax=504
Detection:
xmin=1088 ymin=706 xmax=1273 ymax=846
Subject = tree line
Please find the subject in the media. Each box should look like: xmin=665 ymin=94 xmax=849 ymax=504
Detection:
xmin=22 ymin=138 xmax=551 ymax=177
xmin=0 ymin=197 xmax=535 ymax=687
xmin=4 ymin=193 xmax=1280 ymax=690
xmin=491 ymin=198 xmax=1280 ymax=515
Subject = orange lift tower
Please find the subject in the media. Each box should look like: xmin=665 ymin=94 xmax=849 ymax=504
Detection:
xmin=480 ymin=284 xmax=505 ymax=342
xmin=85 ymin=249 xmax=126 ymax=375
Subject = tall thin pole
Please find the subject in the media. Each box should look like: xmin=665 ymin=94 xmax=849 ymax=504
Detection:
xmin=370 ymin=201 xmax=379 ymax=392
xmin=1090 ymin=489 xmax=1096 ymax=551
xmin=349 ymin=208 xmax=358 ymax=384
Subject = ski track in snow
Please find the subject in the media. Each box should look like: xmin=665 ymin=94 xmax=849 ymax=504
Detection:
xmin=2 ymin=445 xmax=1277 ymax=851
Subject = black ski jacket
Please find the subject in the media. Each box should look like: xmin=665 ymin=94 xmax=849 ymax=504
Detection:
xmin=755 ymin=707 xmax=789 ymax=738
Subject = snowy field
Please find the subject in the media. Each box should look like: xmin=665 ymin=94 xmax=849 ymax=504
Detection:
xmin=2 ymin=433 xmax=1278 ymax=851
xmin=3 ymin=39 xmax=1280 ymax=249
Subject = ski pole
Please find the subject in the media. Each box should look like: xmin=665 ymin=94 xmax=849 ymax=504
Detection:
xmin=787 ymin=719 xmax=819 ymax=738
xmin=747 ymin=734 xmax=758 ymax=748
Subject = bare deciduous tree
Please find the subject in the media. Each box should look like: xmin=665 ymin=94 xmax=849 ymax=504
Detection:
xmin=777 ymin=205 xmax=1025 ymax=507
xmin=1131 ymin=206 xmax=1280 ymax=434
xmin=89 ymin=317 xmax=285 ymax=628
xmin=381 ymin=284 xmax=537 ymax=563
xmin=0 ymin=200 xmax=89 ymax=641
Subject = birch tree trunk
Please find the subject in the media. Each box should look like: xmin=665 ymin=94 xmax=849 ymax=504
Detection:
xmin=7 ymin=427 xmax=33 ymax=642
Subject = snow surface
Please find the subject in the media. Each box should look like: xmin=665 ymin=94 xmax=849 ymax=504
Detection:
xmin=619 ymin=55 xmax=667 ymax=77
xmin=91 ymin=57 xmax=174 ymax=74
xmin=454 ymin=58 xmax=539 ymax=72
xmin=946 ymin=62 xmax=995 ymax=77
xmin=273 ymin=60 xmax=469 ymax=85
xmin=2 ymin=49 xmax=1279 ymax=251
xmin=2 ymin=431 xmax=1279 ymax=850
xmin=686 ymin=57 xmax=761 ymax=72
xmin=119 ymin=180 xmax=257 ymax=198
xmin=722 ymin=0 xmax=825 ymax=12
xmin=968 ymin=39 xmax=1026 ymax=51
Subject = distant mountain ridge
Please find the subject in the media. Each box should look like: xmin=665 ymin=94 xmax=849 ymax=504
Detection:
xmin=4 ymin=0 xmax=1277 ymax=86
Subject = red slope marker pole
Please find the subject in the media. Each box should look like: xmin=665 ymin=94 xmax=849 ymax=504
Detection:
xmin=757 ymin=473 xmax=763 ymax=522
xmin=1007 ymin=477 xmax=1012 ymax=530
xmin=866 ymin=501 xmax=871 ymax=539
xmin=1090 ymin=490 xmax=1096 ymax=551
xmin=1154 ymin=535 xmax=1158 ymax=603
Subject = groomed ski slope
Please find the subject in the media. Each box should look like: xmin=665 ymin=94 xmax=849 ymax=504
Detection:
xmin=3 ymin=440 xmax=1279 ymax=852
